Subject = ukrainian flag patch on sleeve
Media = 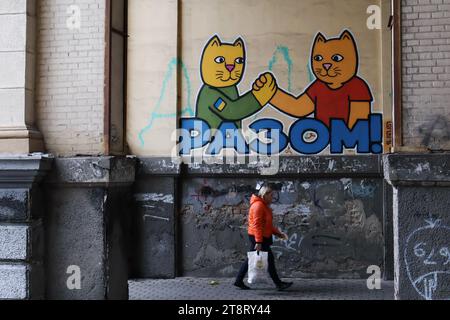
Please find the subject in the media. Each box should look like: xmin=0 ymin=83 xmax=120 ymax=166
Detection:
xmin=214 ymin=98 xmax=227 ymax=112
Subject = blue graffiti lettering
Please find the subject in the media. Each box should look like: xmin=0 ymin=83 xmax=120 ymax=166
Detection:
xmin=178 ymin=114 xmax=383 ymax=156
xmin=289 ymin=119 xmax=330 ymax=155
xmin=206 ymin=122 xmax=249 ymax=155
xmin=179 ymin=118 xmax=211 ymax=155
xmin=249 ymin=119 xmax=288 ymax=155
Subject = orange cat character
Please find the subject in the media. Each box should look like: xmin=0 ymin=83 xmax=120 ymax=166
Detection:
xmin=254 ymin=30 xmax=373 ymax=129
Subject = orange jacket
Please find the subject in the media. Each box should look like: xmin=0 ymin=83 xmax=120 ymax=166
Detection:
xmin=247 ymin=194 xmax=281 ymax=243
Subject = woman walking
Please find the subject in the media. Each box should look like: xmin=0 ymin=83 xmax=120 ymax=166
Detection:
xmin=234 ymin=185 xmax=293 ymax=291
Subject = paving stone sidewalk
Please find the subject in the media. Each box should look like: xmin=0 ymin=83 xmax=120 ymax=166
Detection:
xmin=129 ymin=278 xmax=394 ymax=300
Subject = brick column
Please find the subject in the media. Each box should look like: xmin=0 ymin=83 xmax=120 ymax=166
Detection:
xmin=36 ymin=0 xmax=106 ymax=156
xmin=0 ymin=155 xmax=52 ymax=300
xmin=401 ymin=0 xmax=450 ymax=150
xmin=0 ymin=1 xmax=44 ymax=153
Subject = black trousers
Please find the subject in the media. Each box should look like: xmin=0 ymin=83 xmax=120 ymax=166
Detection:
xmin=235 ymin=235 xmax=282 ymax=285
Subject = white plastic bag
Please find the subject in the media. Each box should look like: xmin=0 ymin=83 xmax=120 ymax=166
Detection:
xmin=247 ymin=251 xmax=269 ymax=284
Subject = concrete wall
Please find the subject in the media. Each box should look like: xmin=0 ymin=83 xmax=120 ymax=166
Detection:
xmin=36 ymin=0 xmax=106 ymax=156
xmin=401 ymin=0 xmax=450 ymax=150
xmin=43 ymin=157 xmax=135 ymax=300
xmin=132 ymin=156 xmax=390 ymax=280
xmin=395 ymin=187 xmax=450 ymax=300
xmin=385 ymin=154 xmax=450 ymax=300
xmin=130 ymin=159 xmax=179 ymax=279
xmin=180 ymin=177 xmax=383 ymax=279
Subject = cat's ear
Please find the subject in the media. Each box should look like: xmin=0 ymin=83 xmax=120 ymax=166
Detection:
xmin=340 ymin=30 xmax=355 ymax=42
xmin=314 ymin=32 xmax=326 ymax=45
xmin=207 ymin=35 xmax=222 ymax=48
xmin=233 ymin=38 xmax=245 ymax=48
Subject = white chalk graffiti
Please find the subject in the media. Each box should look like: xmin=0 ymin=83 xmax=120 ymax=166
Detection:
xmin=135 ymin=193 xmax=174 ymax=204
xmin=272 ymin=231 xmax=304 ymax=258
xmin=404 ymin=218 xmax=450 ymax=300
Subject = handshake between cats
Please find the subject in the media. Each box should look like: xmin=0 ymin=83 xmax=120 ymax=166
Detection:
xmin=195 ymin=31 xmax=373 ymax=131
xmin=251 ymin=73 xmax=278 ymax=107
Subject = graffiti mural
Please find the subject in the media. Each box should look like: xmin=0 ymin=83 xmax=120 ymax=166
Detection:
xmin=178 ymin=30 xmax=383 ymax=156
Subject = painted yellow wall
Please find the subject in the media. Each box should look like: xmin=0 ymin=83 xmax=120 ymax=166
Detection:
xmin=127 ymin=0 xmax=391 ymax=156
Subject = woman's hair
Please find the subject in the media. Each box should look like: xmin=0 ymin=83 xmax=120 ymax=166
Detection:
xmin=258 ymin=185 xmax=272 ymax=198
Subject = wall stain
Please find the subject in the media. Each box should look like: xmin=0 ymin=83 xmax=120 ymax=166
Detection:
xmin=418 ymin=116 xmax=450 ymax=150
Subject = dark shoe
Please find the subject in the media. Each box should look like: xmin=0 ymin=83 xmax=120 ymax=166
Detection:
xmin=276 ymin=281 xmax=293 ymax=291
xmin=234 ymin=281 xmax=251 ymax=290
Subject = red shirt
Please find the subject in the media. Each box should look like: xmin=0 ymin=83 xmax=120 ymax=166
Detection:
xmin=306 ymin=76 xmax=373 ymax=127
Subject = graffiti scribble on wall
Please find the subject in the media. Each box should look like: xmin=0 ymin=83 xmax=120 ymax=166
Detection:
xmin=178 ymin=30 xmax=383 ymax=156
xmin=405 ymin=218 xmax=450 ymax=300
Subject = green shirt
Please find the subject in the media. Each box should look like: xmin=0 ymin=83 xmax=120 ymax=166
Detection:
xmin=196 ymin=85 xmax=261 ymax=129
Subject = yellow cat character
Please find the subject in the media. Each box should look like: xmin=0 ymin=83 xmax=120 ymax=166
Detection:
xmin=196 ymin=35 xmax=276 ymax=130
xmin=254 ymin=30 xmax=373 ymax=129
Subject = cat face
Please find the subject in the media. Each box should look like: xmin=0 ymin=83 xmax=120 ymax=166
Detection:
xmin=201 ymin=36 xmax=246 ymax=88
xmin=311 ymin=30 xmax=358 ymax=89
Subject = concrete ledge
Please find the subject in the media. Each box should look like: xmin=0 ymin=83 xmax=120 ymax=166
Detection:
xmin=0 ymin=154 xmax=53 ymax=186
xmin=183 ymin=155 xmax=382 ymax=177
xmin=137 ymin=157 xmax=181 ymax=176
xmin=45 ymin=156 xmax=136 ymax=186
xmin=384 ymin=154 xmax=450 ymax=186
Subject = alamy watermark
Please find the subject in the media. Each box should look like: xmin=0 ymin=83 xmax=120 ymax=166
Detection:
xmin=367 ymin=5 xmax=382 ymax=30
xmin=66 ymin=5 xmax=81 ymax=30
xmin=171 ymin=126 xmax=283 ymax=176
xmin=66 ymin=265 xmax=81 ymax=290
xmin=367 ymin=265 xmax=382 ymax=290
